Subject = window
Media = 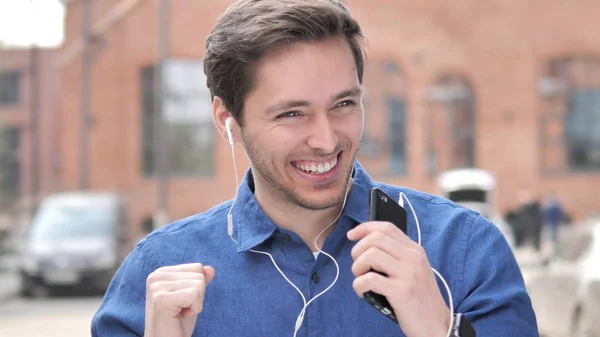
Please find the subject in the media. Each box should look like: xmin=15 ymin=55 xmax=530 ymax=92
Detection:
xmin=141 ymin=60 xmax=215 ymax=177
xmin=540 ymin=56 xmax=600 ymax=172
xmin=388 ymin=98 xmax=407 ymax=174
xmin=0 ymin=71 xmax=21 ymax=105
xmin=566 ymin=89 xmax=600 ymax=169
xmin=447 ymin=189 xmax=487 ymax=203
xmin=0 ymin=127 xmax=21 ymax=203
xmin=425 ymin=75 xmax=476 ymax=175
xmin=356 ymin=60 xmax=408 ymax=176
xmin=29 ymin=205 xmax=117 ymax=241
xmin=141 ymin=67 xmax=155 ymax=175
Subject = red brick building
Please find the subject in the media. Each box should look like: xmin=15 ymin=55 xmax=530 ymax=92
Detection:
xmin=0 ymin=48 xmax=61 ymax=227
xmin=58 ymin=0 xmax=600 ymax=240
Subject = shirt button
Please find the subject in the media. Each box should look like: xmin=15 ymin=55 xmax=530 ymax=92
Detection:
xmin=283 ymin=234 xmax=291 ymax=242
xmin=311 ymin=272 xmax=320 ymax=284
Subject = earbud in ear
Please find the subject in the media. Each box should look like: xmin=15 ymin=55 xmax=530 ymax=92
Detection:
xmin=225 ymin=117 xmax=234 ymax=145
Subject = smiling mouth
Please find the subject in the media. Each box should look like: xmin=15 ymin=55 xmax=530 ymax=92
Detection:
xmin=292 ymin=153 xmax=340 ymax=175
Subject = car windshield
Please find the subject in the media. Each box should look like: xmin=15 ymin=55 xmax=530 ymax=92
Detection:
xmin=447 ymin=189 xmax=487 ymax=203
xmin=29 ymin=204 xmax=116 ymax=241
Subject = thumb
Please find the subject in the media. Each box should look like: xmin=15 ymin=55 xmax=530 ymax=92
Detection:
xmin=203 ymin=265 xmax=216 ymax=283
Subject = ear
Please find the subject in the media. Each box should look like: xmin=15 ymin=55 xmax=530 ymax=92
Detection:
xmin=212 ymin=96 xmax=238 ymax=143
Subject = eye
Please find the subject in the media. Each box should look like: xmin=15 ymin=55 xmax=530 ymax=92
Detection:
xmin=277 ymin=111 xmax=301 ymax=118
xmin=337 ymin=100 xmax=356 ymax=108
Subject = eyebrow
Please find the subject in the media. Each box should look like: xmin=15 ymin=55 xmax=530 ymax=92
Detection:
xmin=265 ymin=86 xmax=363 ymax=115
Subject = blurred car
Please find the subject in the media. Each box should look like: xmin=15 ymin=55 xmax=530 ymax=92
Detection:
xmin=522 ymin=217 xmax=600 ymax=337
xmin=436 ymin=168 xmax=515 ymax=247
xmin=17 ymin=191 xmax=129 ymax=297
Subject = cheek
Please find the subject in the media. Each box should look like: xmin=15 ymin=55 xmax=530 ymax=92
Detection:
xmin=260 ymin=131 xmax=297 ymax=161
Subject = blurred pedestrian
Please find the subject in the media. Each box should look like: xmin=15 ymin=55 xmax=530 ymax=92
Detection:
xmin=513 ymin=189 xmax=544 ymax=252
xmin=542 ymin=192 xmax=566 ymax=251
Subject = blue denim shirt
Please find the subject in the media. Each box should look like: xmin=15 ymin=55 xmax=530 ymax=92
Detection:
xmin=91 ymin=162 xmax=539 ymax=337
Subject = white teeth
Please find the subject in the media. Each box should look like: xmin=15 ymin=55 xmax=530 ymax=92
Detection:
xmin=295 ymin=157 xmax=338 ymax=175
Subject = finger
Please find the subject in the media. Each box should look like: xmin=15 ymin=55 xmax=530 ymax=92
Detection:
xmin=203 ymin=266 xmax=216 ymax=283
xmin=147 ymin=271 xmax=206 ymax=288
xmin=350 ymin=230 xmax=413 ymax=262
xmin=157 ymin=263 xmax=204 ymax=273
xmin=154 ymin=287 xmax=206 ymax=317
xmin=150 ymin=279 xmax=205 ymax=293
xmin=352 ymin=270 xmax=394 ymax=299
xmin=348 ymin=221 xmax=414 ymax=247
xmin=351 ymin=247 xmax=400 ymax=278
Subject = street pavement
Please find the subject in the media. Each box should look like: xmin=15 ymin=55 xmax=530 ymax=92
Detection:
xmin=0 ymin=295 xmax=103 ymax=337
xmin=0 ymin=253 xmax=104 ymax=337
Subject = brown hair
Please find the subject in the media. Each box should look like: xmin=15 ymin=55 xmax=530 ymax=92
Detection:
xmin=204 ymin=0 xmax=367 ymax=126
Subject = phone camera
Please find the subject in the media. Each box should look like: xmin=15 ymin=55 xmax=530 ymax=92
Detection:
xmin=382 ymin=196 xmax=388 ymax=202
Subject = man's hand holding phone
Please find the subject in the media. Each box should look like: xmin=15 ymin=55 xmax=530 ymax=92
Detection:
xmin=144 ymin=263 xmax=215 ymax=337
xmin=347 ymin=192 xmax=451 ymax=337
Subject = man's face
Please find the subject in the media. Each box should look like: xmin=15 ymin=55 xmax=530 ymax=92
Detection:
xmin=240 ymin=37 xmax=364 ymax=211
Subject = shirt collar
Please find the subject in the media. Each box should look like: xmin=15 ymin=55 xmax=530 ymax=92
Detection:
xmin=230 ymin=161 xmax=376 ymax=253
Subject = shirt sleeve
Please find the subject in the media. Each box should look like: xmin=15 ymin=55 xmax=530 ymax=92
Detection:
xmin=91 ymin=241 xmax=157 ymax=337
xmin=457 ymin=215 xmax=540 ymax=336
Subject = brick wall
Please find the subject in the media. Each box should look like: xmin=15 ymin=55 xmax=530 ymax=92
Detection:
xmin=0 ymin=48 xmax=61 ymax=206
xmin=59 ymin=0 xmax=600 ymax=238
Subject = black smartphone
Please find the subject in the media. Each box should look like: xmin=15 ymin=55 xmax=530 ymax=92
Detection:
xmin=364 ymin=187 xmax=408 ymax=323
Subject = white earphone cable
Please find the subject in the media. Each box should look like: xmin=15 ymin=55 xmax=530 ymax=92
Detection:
xmin=291 ymin=183 xmax=350 ymax=336
xmin=227 ymin=143 xmax=240 ymax=225
xmin=225 ymin=120 xmax=451 ymax=336
xmin=226 ymin=134 xmax=348 ymax=337
xmin=399 ymin=192 xmax=454 ymax=337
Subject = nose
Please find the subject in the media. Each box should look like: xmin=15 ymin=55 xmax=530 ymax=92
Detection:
xmin=306 ymin=114 xmax=338 ymax=153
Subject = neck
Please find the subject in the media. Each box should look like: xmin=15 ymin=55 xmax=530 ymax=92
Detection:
xmin=253 ymin=178 xmax=351 ymax=252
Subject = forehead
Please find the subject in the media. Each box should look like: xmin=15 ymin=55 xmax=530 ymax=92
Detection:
xmin=247 ymin=37 xmax=360 ymax=110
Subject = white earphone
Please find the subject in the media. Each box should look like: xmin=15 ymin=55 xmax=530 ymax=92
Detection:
xmin=225 ymin=116 xmax=235 ymax=145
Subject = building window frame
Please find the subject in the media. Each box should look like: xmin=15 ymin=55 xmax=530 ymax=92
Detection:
xmin=425 ymin=74 xmax=476 ymax=176
xmin=357 ymin=59 xmax=410 ymax=177
xmin=387 ymin=96 xmax=408 ymax=175
xmin=539 ymin=56 xmax=600 ymax=174
xmin=0 ymin=70 xmax=21 ymax=106
xmin=0 ymin=127 xmax=21 ymax=205
xmin=140 ymin=59 xmax=215 ymax=178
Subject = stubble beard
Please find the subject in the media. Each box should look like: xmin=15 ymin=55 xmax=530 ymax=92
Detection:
xmin=242 ymin=133 xmax=357 ymax=212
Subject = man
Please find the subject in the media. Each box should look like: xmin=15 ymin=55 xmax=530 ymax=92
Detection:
xmin=513 ymin=189 xmax=544 ymax=252
xmin=543 ymin=192 xmax=566 ymax=244
xmin=91 ymin=1 xmax=539 ymax=336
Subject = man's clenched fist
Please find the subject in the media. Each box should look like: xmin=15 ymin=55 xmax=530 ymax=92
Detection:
xmin=144 ymin=263 xmax=216 ymax=337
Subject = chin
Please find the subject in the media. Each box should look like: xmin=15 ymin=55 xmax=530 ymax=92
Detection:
xmin=287 ymin=157 xmax=353 ymax=210
xmin=291 ymin=190 xmax=347 ymax=211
